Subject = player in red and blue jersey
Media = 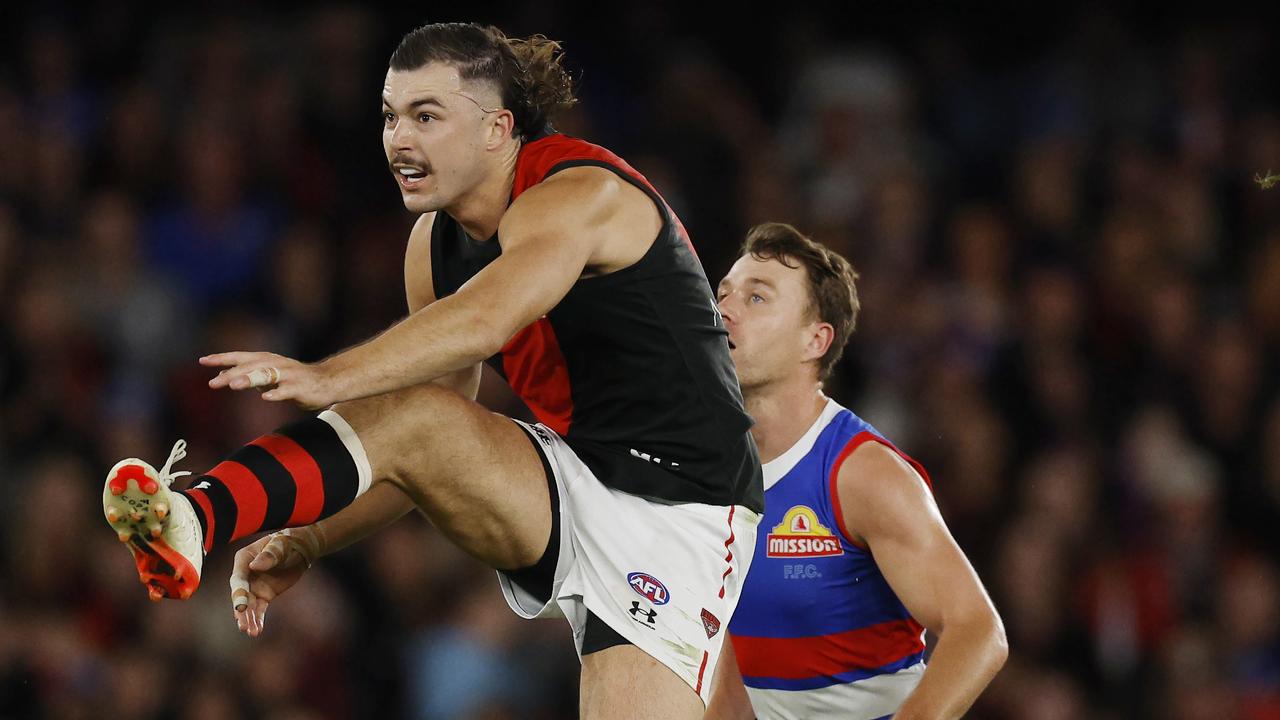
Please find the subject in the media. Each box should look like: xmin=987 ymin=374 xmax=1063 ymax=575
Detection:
xmin=705 ymin=223 xmax=1007 ymax=720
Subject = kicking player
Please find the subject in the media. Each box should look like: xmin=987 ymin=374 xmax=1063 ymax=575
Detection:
xmin=101 ymin=23 xmax=761 ymax=719
xmin=705 ymin=223 xmax=1006 ymax=720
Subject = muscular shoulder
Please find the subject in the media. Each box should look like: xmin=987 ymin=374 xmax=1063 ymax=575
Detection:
xmin=507 ymin=166 xmax=646 ymax=226
xmin=835 ymin=441 xmax=937 ymax=546
xmin=502 ymin=166 xmax=661 ymax=276
xmin=540 ymin=164 xmax=626 ymax=194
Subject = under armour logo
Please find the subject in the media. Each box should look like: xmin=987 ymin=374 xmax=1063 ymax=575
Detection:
xmin=629 ymin=601 xmax=657 ymax=625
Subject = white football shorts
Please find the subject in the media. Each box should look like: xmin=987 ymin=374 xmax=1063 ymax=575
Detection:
xmin=498 ymin=419 xmax=761 ymax=703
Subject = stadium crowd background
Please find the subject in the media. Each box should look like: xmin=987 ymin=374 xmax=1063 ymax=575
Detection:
xmin=2 ymin=4 xmax=1279 ymax=719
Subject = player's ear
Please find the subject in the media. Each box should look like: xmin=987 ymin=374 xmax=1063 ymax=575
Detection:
xmin=803 ymin=322 xmax=835 ymax=364
xmin=487 ymin=109 xmax=516 ymax=148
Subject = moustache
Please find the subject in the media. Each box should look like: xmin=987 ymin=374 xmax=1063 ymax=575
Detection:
xmin=390 ymin=153 xmax=430 ymax=171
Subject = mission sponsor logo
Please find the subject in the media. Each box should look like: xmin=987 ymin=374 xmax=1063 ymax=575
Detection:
xmin=766 ymin=505 xmax=844 ymax=558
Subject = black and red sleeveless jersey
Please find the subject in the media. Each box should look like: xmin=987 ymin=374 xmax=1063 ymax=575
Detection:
xmin=429 ymin=132 xmax=763 ymax=513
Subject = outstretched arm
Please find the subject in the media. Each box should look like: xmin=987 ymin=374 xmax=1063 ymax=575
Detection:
xmin=202 ymin=166 xmax=633 ymax=409
xmin=837 ymin=443 xmax=1008 ymax=720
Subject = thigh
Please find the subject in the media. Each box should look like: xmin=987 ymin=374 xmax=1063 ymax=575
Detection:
xmin=333 ymin=383 xmax=553 ymax=571
xmin=580 ymin=644 xmax=704 ymax=720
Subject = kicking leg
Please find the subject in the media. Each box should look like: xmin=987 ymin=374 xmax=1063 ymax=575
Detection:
xmin=331 ymin=382 xmax=553 ymax=571
xmin=103 ymin=382 xmax=553 ymax=599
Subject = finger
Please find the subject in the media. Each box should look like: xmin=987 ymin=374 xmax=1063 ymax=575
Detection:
xmin=249 ymin=536 xmax=285 ymax=571
xmin=220 ymin=363 xmax=275 ymax=392
xmin=209 ymin=362 xmax=272 ymax=390
xmin=200 ymin=352 xmax=269 ymax=367
xmin=248 ymin=551 xmax=278 ymax=571
xmin=249 ymin=597 xmax=269 ymax=637
xmin=245 ymin=367 xmax=280 ymax=389
xmin=230 ymin=548 xmax=256 ymax=613
xmin=261 ymin=387 xmax=293 ymax=402
xmin=230 ymin=575 xmax=252 ymax=613
xmin=229 ymin=366 xmax=273 ymax=391
xmin=237 ymin=597 xmax=256 ymax=636
xmin=244 ymin=606 xmax=258 ymax=638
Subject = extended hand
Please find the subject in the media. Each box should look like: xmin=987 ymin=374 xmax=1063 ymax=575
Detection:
xmin=201 ymin=351 xmax=338 ymax=410
xmin=230 ymin=527 xmax=326 ymax=637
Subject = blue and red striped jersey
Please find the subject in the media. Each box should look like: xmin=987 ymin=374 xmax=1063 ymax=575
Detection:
xmin=729 ymin=399 xmax=929 ymax=719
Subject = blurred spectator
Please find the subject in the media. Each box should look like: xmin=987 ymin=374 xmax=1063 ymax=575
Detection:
xmin=145 ymin=123 xmax=278 ymax=309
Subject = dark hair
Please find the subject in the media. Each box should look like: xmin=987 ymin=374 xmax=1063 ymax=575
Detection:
xmin=742 ymin=223 xmax=861 ymax=379
xmin=389 ymin=23 xmax=577 ymax=140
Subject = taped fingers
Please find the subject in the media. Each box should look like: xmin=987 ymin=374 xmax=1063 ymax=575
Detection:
xmin=246 ymin=366 xmax=282 ymax=389
xmin=256 ymin=532 xmax=289 ymax=567
xmin=230 ymin=573 xmax=252 ymax=612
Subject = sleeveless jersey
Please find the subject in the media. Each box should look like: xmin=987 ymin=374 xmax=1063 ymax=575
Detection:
xmin=429 ymin=131 xmax=762 ymax=513
xmin=729 ymin=399 xmax=930 ymax=719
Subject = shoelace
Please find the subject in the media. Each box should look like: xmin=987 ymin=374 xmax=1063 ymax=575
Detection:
xmin=158 ymin=439 xmax=192 ymax=487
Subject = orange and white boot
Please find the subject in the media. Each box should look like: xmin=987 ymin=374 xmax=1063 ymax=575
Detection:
xmin=102 ymin=440 xmax=204 ymax=601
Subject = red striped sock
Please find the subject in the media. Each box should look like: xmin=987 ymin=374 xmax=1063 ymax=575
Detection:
xmin=181 ymin=410 xmax=371 ymax=552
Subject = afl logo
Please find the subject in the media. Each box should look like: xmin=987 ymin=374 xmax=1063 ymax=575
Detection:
xmin=627 ymin=572 xmax=670 ymax=605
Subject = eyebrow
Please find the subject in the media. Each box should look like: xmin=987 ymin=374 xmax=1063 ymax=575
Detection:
xmin=718 ymin=277 xmax=777 ymax=292
xmin=382 ymin=96 xmax=447 ymax=111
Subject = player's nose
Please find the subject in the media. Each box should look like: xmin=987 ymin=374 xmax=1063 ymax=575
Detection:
xmin=717 ymin=303 xmax=733 ymax=325
xmin=389 ymin=119 xmax=415 ymax=149
xmin=717 ymin=295 xmax=739 ymax=325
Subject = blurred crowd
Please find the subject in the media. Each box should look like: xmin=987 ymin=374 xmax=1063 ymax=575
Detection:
xmin=2 ymin=4 xmax=1279 ymax=719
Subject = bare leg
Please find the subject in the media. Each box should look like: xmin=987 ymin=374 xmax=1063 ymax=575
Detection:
xmin=347 ymin=386 xmax=709 ymax=715
xmin=580 ymin=645 xmax=704 ymax=720
xmin=103 ymin=378 xmax=552 ymax=605
xmin=334 ymin=382 xmax=552 ymax=570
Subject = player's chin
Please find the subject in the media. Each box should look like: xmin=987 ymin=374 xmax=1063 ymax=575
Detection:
xmin=400 ymin=193 xmax=438 ymax=213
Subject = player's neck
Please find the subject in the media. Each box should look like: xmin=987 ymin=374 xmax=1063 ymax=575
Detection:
xmin=449 ymin=142 xmax=521 ymax=241
xmin=745 ymin=375 xmax=828 ymax=464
